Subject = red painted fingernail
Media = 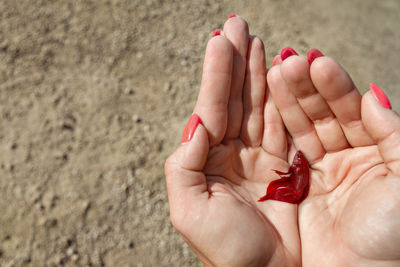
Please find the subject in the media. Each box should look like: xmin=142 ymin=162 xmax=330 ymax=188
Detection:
xmin=280 ymin=47 xmax=298 ymax=61
xmin=307 ymin=49 xmax=324 ymax=65
xmin=181 ymin=114 xmax=203 ymax=143
xmin=228 ymin=13 xmax=237 ymax=19
xmin=370 ymin=83 xmax=392 ymax=109
xmin=272 ymin=55 xmax=282 ymax=66
xmin=212 ymin=29 xmax=221 ymax=37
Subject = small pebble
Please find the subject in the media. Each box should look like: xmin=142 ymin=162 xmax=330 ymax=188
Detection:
xmin=163 ymin=82 xmax=171 ymax=92
xmin=0 ymin=40 xmax=8 ymax=50
xmin=7 ymin=163 xmax=14 ymax=172
xmin=35 ymin=203 xmax=45 ymax=211
xmin=71 ymin=254 xmax=79 ymax=261
xmin=180 ymin=59 xmax=188 ymax=67
xmin=124 ymin=88 xmax=134 ymax=95
xmin=67 ymin=247 xmax=74 ymax=256
xmin=132 ymin=115 xmax=142 ymax=123
xmin=143 ymin=124 xmax=150 ymax=131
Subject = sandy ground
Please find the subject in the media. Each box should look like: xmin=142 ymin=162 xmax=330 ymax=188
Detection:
xmin=0 ymin=0 xmax=399 ymax=266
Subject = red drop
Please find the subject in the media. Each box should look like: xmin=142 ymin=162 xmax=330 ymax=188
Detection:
xmin=259 ymin=151 xmax=310 ymax=204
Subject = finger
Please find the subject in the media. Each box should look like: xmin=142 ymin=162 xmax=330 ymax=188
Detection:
xmin=280 ymin=56 xmax=349 ymax=152
xmin=272 ymin=55 xmax=282 ymax=66
xmin=362 ymin=84 xmax=400 ymax=174
xmin=194 ymin=35 xmax=233 ymax=146
xmin=262 ymin=91 xmax=287 ymax=160
xmin=165 ymin=117 xmax=209 ymax=225
xmin=240 ymin=36 xmax=266 ymax=147
xmin=212 ymin=28 xmax=223 ymax=37
xmin=222 ymin=16 xmax=249 ymax=139
xmin=310 ymin=56 xmax=374 ymax=147
xmin=267 ymin=65 xmax=325 ymax=163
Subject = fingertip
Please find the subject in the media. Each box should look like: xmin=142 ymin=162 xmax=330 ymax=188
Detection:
xmin=369 ymin=83 xmax=392 ymax=110
xmin=223 ymin=15 xmax=249 ymax=53
xmin=309 ymin=56 xmax=356 ymax=102
xmin=309 ymin=56 xmax=343 ymax=87
xmin=280 ymin=56 xmax=309 ymax=85
xmin=250 ymin=36 xmax=265 ymax=51
xmin=361 ymin=91 xmax=396 ymax=129
xmin=361 ymin=90 xmax=400 ymax=143
xmin=211 ymin=29 xmax=221 ymax=37
xmin=307 ymin=49 xmax=324 ymax=65
xmin=272 ymin=55 xmax=282 ymax=66
xmin=181 ymin=122 xmax=209 ymax=172
xmin=206 ymin=34 xmax=233 ymax=56
xmin=228 ymin=13 xmax=237 ymax=19
xmin=280 ymin=46 xmax=298 ymax=61
xmin=181 ymin=114 xmax=203 ymax=144
xmin=223 ymin=15 xmax=249 ymax=33
xmin=248 ymin=36 xmax=266 ymax=64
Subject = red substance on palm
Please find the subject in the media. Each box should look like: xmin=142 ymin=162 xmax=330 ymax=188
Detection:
xmin=259 ymin=151 xmax=310 ymax=204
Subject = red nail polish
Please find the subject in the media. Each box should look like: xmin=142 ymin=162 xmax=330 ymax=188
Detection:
xmin=370 ymin=83 xmax=392 ymax=109
xmin=280 ymin=47 xmax=298 ymax=61
xmin=272 ymin=55 xmax=282 ymax=66
xmin=228 ymin=13 xmax=237 ymax=19
xmin=212 ymin=29 xmax=221 ymax=37
xmin=181 ymin=114 xmax=202 ymax=143
xmin=307 ymin=49 xmax=324 ymax=65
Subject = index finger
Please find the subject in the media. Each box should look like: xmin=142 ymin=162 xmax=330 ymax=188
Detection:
xmin=194 ymin=35 xmax=233 ymax=146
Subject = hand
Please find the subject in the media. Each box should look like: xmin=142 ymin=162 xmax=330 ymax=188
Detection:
xmin=268 ymin=50 xmax=400 ymax=266
xmin=165 ymin=17 xmax=302 ymax=266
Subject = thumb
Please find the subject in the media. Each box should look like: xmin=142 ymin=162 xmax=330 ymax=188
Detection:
xmin=178 ymin=114 xmax=209 ymax=172
xmin=165 ymin=114 xmax=210 ymax=218
xmin=361 ymin=83 xmax=400 ymax=174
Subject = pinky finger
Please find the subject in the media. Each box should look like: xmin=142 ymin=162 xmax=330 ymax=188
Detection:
xmin=262 ymin=91 xmax=287 ymax=160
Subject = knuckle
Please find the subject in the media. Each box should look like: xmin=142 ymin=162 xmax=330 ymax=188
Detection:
xmin=164 ymin=153 xmax=179 ymax=176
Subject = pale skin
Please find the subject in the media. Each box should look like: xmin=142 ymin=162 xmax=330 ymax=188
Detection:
xmin=165 ymin=16 xmax=400 ymax=267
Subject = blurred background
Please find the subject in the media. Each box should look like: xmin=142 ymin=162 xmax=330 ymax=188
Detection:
xmin=0 ymin=0 xmax=399 ymax=266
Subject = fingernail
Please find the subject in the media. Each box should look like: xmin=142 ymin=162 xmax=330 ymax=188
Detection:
xmin=272 ymin=55 xmax=282 ymax=66
xmin=307 ymin=48 xmax=324 ymax=65
xmin=280 ymin=47 xmax=298 ymax=61
xmin=370 ymin=83 xmax=392 ymax=110
xmin=212 ymin=29 xmax=221 ymax=37
xmin=228 ymin=13 xmax=237 ymax=19
xmin=181 ymin=114 xmax=202 ymax=143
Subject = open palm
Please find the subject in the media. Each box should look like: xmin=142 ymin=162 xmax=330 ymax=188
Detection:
xmin=267 ymin=54 xmax=400 ymax=266
xmin=166 ymin=17 xmax=302 ymax=266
